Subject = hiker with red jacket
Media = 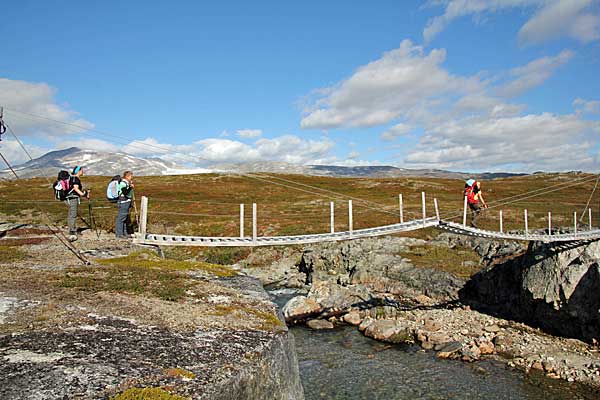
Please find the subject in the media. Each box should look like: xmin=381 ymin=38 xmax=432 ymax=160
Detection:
xmin=66 ymin=166 xmax=90 ymax=241
xmin=465 ymin=179 xmax=487 ymax=228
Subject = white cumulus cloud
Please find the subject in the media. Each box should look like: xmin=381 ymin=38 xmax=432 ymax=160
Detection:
xmin=301 ymin=40 xmax=481 ymax=130
xmin=0 ymin=78 xmax=94 ymax=137
xmin=497 ymin=49 xmax=574 ymax=97
xmin=574 ymin=98 xmax=600 ymax=115
xmin=405 ymin=113 xmax=600 ymax=171
xmin=424 ymin=0 xmax=600 ymax=45
xmin=519 ymin=0 xmax=600 ymax=44
xmin=381 ymin=123 xmax=413 ymax=141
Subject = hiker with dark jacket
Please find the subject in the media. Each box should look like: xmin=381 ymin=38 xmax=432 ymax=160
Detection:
xmin=115 ymin=171 xmax=134 ymax=238
xmin=66 ymin=166 xmax=90 ymax=240
xmin=465 ymin=179 xmax=487 ymax=228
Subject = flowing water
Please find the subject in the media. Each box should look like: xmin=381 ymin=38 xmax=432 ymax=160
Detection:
xmin=270 ymin=290 xmax=596 ymax=400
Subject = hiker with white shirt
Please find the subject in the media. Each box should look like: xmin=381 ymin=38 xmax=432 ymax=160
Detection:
xmin=114 ymin=171 xmax=134 ymax=238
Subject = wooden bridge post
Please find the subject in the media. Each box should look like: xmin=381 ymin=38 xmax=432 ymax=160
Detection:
xmin=421 ymin=192 xmax=426 ymax=227
xmin=524 ymin=209 xmax=529 ymax=236
xmin=330 ymin=202 xmax=335 ymax=234
xmin=139 ymin=196 xmax=148 ymax=238
xmin=499 ymin=210 xmax=503 ymax=233
xmin=434 ymin=198 xmax=440 ymax=221
xmin=240 ymin=204 xmax=244 ymax=238
xmin=548 ymin=212 xmax=552 ymax=236
xmin=348 ymin=200 xmax=353 ymax=234
xmin=462 ymin=196 xmax=468 ymax=227
xmin=589 ymin=208 xmax=593 ymax=230
xmin=574 ymin=211 xmax=577 ymax=238
xmin=252 ymin=203 xmax=257 ymax=241
xmin=399 ymin=194 xmax=404 ymax=224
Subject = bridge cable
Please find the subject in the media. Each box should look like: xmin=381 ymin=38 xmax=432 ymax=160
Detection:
xmin=254 ymin=173 xmax=404 ymax=212
xmin=579 ymin=174 xmax=600 ymax=223
xmin=245 ymin=173 xmax=410 ymax=219
xmin=4 ymin=107 xmax=599 ymax=231
xmin=0 ymin=151 xmax=19 ymax=179
xmin=440 ymin=174 xmax=600 ymax=222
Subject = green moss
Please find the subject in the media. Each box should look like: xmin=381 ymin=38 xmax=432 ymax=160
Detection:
xmin=245 ymin=307 xmax=286 ymax=331
xmin=201 ymin=247 xmax=251 ymax=266
xmin=0 ymin=246 xmax=27 ymax=263
xmin=112 ymin=387 xmax=188 ymax=400
xmin=398 ymin=244 xmax=481 ymax=279
xmin=98 ymin=252 xmax=238 ymax=277
xmin=210 ymin=304 xmax=285 ymax=332
xmin=60 ymin=264 xmax=191 ymax=302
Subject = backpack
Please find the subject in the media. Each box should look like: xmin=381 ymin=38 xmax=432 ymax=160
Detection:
xmin=106 ymin=175 xmax=122 ymax=202
xmin=464 ymin=180 xmax=478 ymax=204
xmin=53 ymin=170 xmax=72 ymax=201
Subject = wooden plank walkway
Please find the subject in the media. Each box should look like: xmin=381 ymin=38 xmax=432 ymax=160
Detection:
xmin=132 ymin=196 xmax=600 ymax=247
xmin=133 ymin=217 xmax=440 ymax=247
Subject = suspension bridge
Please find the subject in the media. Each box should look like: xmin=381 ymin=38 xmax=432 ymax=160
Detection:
xmin=133 ymin=192 xmax=600 ymax=247
xmin=1 ymin=107 xmax=600 ymax=253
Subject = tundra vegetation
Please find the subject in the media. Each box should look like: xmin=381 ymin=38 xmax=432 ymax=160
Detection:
xmin=1 ymin=172 xmax=596 ymax=238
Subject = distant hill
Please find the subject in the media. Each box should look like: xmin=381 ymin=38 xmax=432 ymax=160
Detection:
xmin=0 ymin=147 xmax=212 ymax=179
xmin=211 ymin=161 xmax=528 ymax=180
xmin=1 ymin=147 xmax=528 ymax=180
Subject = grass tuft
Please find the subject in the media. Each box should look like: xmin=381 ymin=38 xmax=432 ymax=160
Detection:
xmin=0 ymin=245 xmax=27 ymax=263
xmin=111 ymin=387 xmax=188 ymax=400
xmin=210 ymin=304 xmax=285 ymax=332
xmin=98 ymin=251 xmax=238 ymax=277
xmin=398 ymin=244 xmax=481 ymax=279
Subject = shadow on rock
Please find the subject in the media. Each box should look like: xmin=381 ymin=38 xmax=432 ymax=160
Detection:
xmin=460 ymin=239 xmax=600 ymax=343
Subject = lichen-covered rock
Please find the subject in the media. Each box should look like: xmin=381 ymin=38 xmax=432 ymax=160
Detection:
xmin=0 ymin=232 xmax=304 ymax=400
xmin=0 ymin=316 xmax=304 ymax=400
xmin=298 ymin=237 xmax=465 ymax=301
xmin=461 ymin=240 xmax=600 ymax=342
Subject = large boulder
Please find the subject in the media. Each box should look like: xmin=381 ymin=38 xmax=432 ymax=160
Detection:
xmin=298 ymin=238 xmax=465 ymax=301
xmin=281 ymin=296 xmax=321 ymax=321
xmin=362 ymin=319 xmax=414 ymax=344
xmin=282 ymin=281 xmax=371 ymax=322
xmin=460 ymin=240 xmax=600 ymax=342
xmin=307 ymin=280 xmax=371 ymax=309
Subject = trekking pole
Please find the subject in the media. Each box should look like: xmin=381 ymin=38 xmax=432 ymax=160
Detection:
xmin=77 ymin=206 xmax=94 ymax=232
xmin=89 ymin=200 xmax=101 ymax=239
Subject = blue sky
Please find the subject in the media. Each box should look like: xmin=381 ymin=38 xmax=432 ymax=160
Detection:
xmin=1 ymin=0 xmax=599 ymax=172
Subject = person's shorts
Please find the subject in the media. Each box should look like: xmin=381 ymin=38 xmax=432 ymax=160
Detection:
xmin=468 ymin=203 xmax=481 ymax=212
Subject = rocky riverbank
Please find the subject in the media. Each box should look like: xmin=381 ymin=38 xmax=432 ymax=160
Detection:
xmin=242 ymin=233 xmax=600 ymax=393
xmin=0 ymin=224 xmax=304 ymax=399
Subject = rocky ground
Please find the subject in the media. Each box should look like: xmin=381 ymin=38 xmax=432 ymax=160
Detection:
xmin=0 ymin=223 xmax=303 ymax=400
xmin=241 ymin=233 xmax=600 ymax=395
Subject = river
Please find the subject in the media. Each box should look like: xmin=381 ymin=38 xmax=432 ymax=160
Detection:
xmin=271 ymin=290 xmax=596 ymax=400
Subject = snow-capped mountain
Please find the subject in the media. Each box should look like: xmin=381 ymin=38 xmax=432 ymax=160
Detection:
xmin=1 ymin=147 xmax=526 ymax=180
xmin=0 ymin=147 xmax=212 ymax=178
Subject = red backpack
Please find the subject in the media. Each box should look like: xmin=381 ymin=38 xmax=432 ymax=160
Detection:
xmin=464 ymin=181 xmax=478 ymax=204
